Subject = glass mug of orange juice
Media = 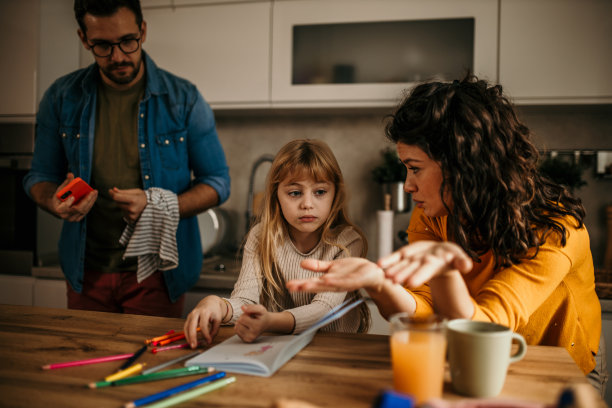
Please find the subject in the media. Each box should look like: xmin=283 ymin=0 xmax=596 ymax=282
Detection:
xmin=389 ymin=313 xmax=446 ymax=404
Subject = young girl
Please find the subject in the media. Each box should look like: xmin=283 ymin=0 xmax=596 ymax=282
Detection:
xmin=184 ymin=139 xmax=370 ymax=346
xmin=287 ymin=76 xmax=606 ymax=395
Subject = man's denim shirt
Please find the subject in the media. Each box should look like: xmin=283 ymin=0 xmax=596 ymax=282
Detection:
xmin=24 ymin=53 xmax=230 ymax=301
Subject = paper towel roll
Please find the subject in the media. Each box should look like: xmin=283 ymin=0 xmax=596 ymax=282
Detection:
xmin=377 ymin=210 xmax=394 ymax=259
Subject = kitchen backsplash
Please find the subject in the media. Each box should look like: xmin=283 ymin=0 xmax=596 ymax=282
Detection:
xmin=215 ymin=104 xmax=612 ymax=267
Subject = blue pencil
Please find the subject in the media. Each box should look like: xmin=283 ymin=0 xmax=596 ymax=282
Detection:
xmin=124 ymin=371 xmax=226 ymax=408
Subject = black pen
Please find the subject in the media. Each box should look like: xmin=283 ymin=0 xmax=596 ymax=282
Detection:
xmin=118 ymin=344 xmax=147 ymax=370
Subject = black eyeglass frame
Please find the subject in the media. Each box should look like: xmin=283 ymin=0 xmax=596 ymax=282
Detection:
xmin=86 ymin=34 xmax=142 ymax=58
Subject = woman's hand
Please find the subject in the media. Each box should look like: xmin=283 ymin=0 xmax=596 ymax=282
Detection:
xmin=379 ymin=241 xmax=473 ymax=288
xmin=183 ymin=295 xmax=227 ymax=347
xmin=234 ymin=304 xmax=272 ymax=343
xmin=286 ymin=258 xmax=386 ymax=293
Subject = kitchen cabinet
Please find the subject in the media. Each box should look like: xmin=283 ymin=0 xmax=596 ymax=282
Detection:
xmin=499 ymin=0 xmax=612 ymax=104
xmin=366 ymin=299 xmax=390 ymax=335
xmin=38 ymin=0 xmax=81 ymax=105
xmin=271 ymin=0 xmax=498 ymax=108
xmin=0 ymin=0 xmax=78 ymax=115
xmin=142 ymin=1 xmax=271 ymax=108
xmin=141 ymin=0 xmax=174 ymax=6
xmin=0 ymin=0 xmax=39 ymax=116
xmin=33 ymin=278 xmax=67 ymax=309
xmin=142 ymin=0 xmax=263 ymax=6
xmin=0 ymin=274 xmax=67 ymax=309
xmin=600 ymin=300 xmax=612 ymax=406
xmin=0 ymin=275 xmax=34 ymax=306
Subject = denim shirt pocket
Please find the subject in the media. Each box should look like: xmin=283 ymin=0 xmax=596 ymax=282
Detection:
xmin=155 ymin=129 xmax=188 ymax=171
xmin=59 ymin=125 xmax=81 ymax=173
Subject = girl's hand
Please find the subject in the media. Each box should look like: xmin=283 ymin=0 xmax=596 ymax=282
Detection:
xmin=235 ymin=304 xmax=271 ymax=343
xmin=379 ymin=241 xmax=473 ymax=288
xmin=286 ymin=258 xmax=386 ymax=293
xmin=183 ymin=295 xmax=227 ymax=347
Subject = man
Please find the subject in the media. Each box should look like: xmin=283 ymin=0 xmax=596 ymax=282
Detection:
xmin=24 ymin=0 xmax=230 ymax=317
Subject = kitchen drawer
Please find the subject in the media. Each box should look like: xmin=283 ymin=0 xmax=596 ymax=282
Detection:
xmin=0 ymin=275 xmax=34 ymax=306
xmin=33 ymin=278 xmax=67 ymax=309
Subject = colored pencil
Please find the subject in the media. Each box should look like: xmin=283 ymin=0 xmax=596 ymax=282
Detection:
xmin=89 ymin=365 xmax=214 ymax=389
xmin=42 ymin=353 xmax=134 ymax=370
xmin=142 ymin=351 xmax=203 ymax=375
xmin=104 ymin=362 xmax=145 ymax=382
xmin=133 ymin=376 xmax=236 ymax=408
xmin=147 ymin=328 xmax=201 ymax=346
xmin=145 ymin=330 xmax=176 ymax=345
xmin=151 ymin=341 xmax=202 ymax=353
xmin=156 ymin=333 xmax=186 ymax=346
xmin=118 ymin=344 xmax=148 ymax=370
xmin=124 ymin=372 xmax=227 ymax=408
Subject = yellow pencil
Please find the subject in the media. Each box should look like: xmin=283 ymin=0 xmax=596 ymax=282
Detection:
xmin=104 ymin=363 xmax=146 ymax=382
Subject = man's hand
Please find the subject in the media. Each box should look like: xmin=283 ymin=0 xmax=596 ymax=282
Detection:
xmin=52 ymin=174 xmax=98 ymax=222
xmin=108 ymin=187 xmax=147 ymax=224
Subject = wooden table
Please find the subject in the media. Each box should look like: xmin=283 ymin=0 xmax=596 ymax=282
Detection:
xmin=0 ymin=305 xmax=591 ymax=408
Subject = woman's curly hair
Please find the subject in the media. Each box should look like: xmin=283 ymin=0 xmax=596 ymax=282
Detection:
xmin=385 ymin=74 xmax=585 ymax=267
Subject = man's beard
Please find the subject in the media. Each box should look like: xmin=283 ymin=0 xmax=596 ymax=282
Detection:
xmin=100 ymin=59 xmax=141 ymax=85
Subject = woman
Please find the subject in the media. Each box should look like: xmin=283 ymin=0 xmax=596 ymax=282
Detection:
xmin=287 ymin=75 xmax=606 ymax=394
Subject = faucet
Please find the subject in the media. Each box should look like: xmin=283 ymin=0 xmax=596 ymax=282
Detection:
xmin=246 ymin=154 xmax=274 ymax=234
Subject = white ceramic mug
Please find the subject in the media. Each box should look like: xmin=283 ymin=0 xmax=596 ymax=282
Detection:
xmin=447 ymin=319 xmax=527 ymax=397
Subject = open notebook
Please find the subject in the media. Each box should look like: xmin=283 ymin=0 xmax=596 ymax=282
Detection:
xmin=185 ymin=298 xmax=364 ymax=377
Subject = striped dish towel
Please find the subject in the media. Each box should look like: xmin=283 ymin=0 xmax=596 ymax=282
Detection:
xmin=119 ymin=188 xmax=180 ymax=283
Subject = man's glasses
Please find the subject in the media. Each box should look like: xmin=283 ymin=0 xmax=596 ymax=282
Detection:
xmin=87 ymin=35 xmax=142 ymax=58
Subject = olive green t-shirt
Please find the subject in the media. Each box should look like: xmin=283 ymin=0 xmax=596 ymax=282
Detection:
xmin=85 ymin=75 xmax=145 ymax=272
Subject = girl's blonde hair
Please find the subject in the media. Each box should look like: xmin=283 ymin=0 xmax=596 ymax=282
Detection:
xmin=253 ymin=139 xmax=369 ymax=331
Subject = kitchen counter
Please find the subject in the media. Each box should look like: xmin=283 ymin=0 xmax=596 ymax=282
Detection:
xmin=194 ymin=254 xmax=241 ymax=290
xmin=31 ymin=254 xmax=241 ymax=291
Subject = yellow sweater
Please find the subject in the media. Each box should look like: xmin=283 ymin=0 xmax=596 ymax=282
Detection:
xmin=406 ymin=207 xmax=601 ymax=374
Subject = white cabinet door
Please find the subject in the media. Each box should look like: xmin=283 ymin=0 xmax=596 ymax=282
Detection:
xmin=499 ymin=0 xmax=612 ymax=104
xmin=33 ymin=279 xmax=67 ymax=309
xmin=0 ymin=275 xmax=34 ymax=306
xmin=601 ymin=308 xmax=612 ymax=406
xmin=38 ymin=0 xmax=81 ymax=106
xmin=143 ymin=2 xmax=271 ymax=109
xmin=141 ymin=0 xmax=173 ymax=7
xmin=271 ymin=0 xmax=498 ymax=108
xmin=0 ymin=0 xmax=39 ymax=116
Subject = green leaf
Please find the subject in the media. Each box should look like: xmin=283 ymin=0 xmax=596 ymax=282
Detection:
xmin=371 ymin=148 xmax=407 ymax=184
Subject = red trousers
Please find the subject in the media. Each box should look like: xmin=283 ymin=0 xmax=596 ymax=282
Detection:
xmin=67 ymin=269 xmax=185 ymax=317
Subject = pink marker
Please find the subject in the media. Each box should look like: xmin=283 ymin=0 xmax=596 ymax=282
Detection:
xmin=42 ymin=353 xmax=134 ymax=370
xmin=152 ymin=341 xmax=204 ymax=354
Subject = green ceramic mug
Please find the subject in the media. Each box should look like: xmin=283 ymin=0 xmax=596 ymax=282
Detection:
xmin=447 ymin=319 xmax=527 ymax=397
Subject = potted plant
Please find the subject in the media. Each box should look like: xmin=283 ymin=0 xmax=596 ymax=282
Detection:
xmin=371 ymin=148 xmax=409 ymax=212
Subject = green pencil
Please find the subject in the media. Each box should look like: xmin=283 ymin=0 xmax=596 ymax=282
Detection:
xmin=88 ymin=366 xmax=214 ymax=388
xmin=142 ymin=376 xmax=236 ymax=408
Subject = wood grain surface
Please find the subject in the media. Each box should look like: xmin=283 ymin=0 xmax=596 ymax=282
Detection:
xmin=0 ymin=305 xmax=590 ymax=408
